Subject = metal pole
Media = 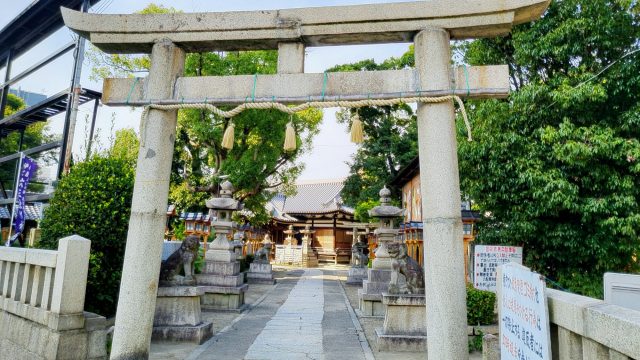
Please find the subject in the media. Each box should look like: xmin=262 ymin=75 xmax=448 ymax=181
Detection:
xmin=18 ymin=129 xmax=24 ymax=151
xmin=5 ymin=152 xmax=23 ymax=246
xmin=0 ymin=49 xmax=13 ymax=120
xmin=86 ymin=98 xmax=99 ymax=160
xmin=57 ymin=0 xmax=89 ymax=178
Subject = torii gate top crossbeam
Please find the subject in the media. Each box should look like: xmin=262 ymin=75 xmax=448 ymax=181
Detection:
xmin=62 ymin=0 xmax=549 ymax=53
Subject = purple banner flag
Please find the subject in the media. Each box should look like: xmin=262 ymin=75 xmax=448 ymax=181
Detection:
xmin=6 ymin=156 xmax=38 ymax=246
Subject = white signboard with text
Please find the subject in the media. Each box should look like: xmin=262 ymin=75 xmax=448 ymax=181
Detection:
xmin=474 ymin=245 xmax=523 ymax=292
xmin=499 ymin=263 xmax=551 ymax=360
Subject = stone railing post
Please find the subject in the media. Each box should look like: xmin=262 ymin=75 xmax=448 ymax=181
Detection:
xmin=50 ymin=235 xmax=91 ymax=315
xmin=110 ymin=39 xmax=185 ymax=360
xmin=415 ymin=28 xmax=468 ymax=360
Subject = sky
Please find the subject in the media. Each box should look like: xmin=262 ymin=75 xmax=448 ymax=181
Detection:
xmin=0 ymin=0 xmax=412 ymax=181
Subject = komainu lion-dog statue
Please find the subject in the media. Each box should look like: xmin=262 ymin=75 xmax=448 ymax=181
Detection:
xmin=388 ymin=242 xmax=425 ymax=294
xmin=159 ymin=235 xmax=200 ymax=286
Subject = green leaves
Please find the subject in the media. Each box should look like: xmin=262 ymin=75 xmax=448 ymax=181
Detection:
xmin=39 ymin=156 xmax=134 ymax=316
xmin=460 ymin=0 xmax=640 ymax=297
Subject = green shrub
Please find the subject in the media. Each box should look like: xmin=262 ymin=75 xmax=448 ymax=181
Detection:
xmin=466 ymin=284 xmax=496 ymax=325
xmin=468 ymin=330 xmax=483 ymax=353
xmin=39 ymin=156 xmax=134 ymax=317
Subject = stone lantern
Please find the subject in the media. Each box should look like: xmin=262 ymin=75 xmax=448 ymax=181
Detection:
xmin=358 ymin=186 xmax=404 ymax=316
xmin=283 ymin=224 xmax=295 ymax=246
xmin=196 ymin=180 xmax=248 ymax=311
xmin=205 ymin=180 xmax=243 ymax=262
xmin=300 ymin=224 xmax=318 ymax=268
xmin=368 ymin=186 xmax=404 ymax=269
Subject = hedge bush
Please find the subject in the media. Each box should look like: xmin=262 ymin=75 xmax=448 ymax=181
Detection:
xmin=39 ymin=156 xmax=134 ymax=317
xmin=466 ymin=284 xmax=496 ymax=325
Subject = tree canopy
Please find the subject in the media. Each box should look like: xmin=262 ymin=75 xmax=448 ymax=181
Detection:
xmin=330 ymin=51 xmax=418 ymax=215
xmin=459 ymin=0 xmax=640 ymax=297
xmin=87 ymin=4 xmax=322 ymax=225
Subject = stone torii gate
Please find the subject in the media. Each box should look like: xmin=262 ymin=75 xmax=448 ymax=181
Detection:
xmin=62 ymin=1 xmax=549 ymax=358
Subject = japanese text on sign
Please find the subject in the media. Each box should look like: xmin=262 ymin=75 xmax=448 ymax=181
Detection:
xmin=474 ymin=245 xmax=523 ymax=292
xmin=499 ymin=263 xmax=551 ymax=360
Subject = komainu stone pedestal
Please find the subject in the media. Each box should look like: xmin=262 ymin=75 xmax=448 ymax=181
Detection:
xmin=152 ymin=286 xmax=213 ymax=344
xmin=358 ymin=269 xmax=391 ymax=316
xmin=247 ymin=262 xmax=276 ymax=284
xmin=346 ymin=267 xmax=368 ymax=285
xmin=196 ymin=261 xmax=248 ymax=311
xmin=375 ymin=293 xmax=427 ymax=352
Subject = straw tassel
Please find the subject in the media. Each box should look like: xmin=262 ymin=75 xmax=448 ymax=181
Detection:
xmin=350 ymin=113 xmax=364 ymax=143
xmin=222 ymin=120 xmax=235 ymax=150
xmin=284 ymin=120 xmax=297 ymax=151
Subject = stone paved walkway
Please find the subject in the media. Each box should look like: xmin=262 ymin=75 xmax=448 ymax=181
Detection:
xmin=183 ymin=267 xmax=369 ymax=360
xmin=153 ymin=266 xmax=482 ymax=359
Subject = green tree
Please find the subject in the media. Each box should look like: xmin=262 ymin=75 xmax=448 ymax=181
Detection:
xmin=108 ymin=128 xmax=139 ymax=163
xmin=39 ymin=155 xmax=135 ymax=316
xmin=87 ymin=4 xmax=322 ymax=225
xmin=330 ymin=50 xmax=418 ymax=208
xmin=459 ymin=0 xmax=640 ymax=297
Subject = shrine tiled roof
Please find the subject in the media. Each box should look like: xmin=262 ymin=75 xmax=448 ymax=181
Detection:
xmin=268 ymin=180 xmax=354 ymax=219
xmin=0 ymin=204 xmax=44 ymax=221
xmin=180 ymin=212 xmax=211 ymax=222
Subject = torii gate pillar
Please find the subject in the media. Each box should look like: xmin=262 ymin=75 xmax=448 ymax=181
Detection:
xmin=110 ymin=40 xmax=185 ymax=359
xmin=415 ymin=28 xmax=468 ymax=359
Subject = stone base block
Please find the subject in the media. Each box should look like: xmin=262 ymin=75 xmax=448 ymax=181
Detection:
xmin=0 ymin=310 xmax=107 ymax=360
xmin=358 ymin=289 xmax=384 ymax=317
xmin=302 ymin=257 xmax=319 ymax=268
xmin=201 ymin=284 xmax=248 ymax=311
xmin=196 ymin=273 xmax=244 ymax=287
xmin=346 ymin=267 xmax=368 ymax=285
xmin=362 ymin=269 xmax=391 ymax=294
xmin=375 ymin=293 xmax=427 ymax=352
xmin=203 ymin=260 xmax=240 ymax=275
xmin=154 ymin=286 xmax=204 ymax=327
xmin=381 ymin=293 xmax=427 ymax=335
xmin=375 ymin=328 xmax=427 ymax=352
xmin=152 ymin=322 xmax=213 ymax=344
xmin=247 ymin=262 xmax=275 ymax=284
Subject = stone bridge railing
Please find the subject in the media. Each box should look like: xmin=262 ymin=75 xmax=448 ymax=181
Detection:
xmin=0 ymin=235 xmax=90 ymax=330
xmin=485 ymin=288 xmax=640 ymax=359
xmin=546 ymin=288 xmax=640 ymax=359
xmin=0 ymin=235 xmax=107 ymax=360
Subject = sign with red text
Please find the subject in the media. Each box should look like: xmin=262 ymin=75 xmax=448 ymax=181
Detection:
xmin=473 ymin=245 xmax=523 ymax=292
xmin=499 ymin=263 xmax=551 ymax=360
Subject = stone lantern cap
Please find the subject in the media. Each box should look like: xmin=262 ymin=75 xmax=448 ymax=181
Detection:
xmin=369 ymin=186 xmax=404 ymax=218
xmin=205 ymin=180 xmax=243 ymax=211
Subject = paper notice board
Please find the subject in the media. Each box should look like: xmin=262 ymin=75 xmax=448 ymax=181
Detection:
xmin=473 ymin=245 xmax=523 ymax=292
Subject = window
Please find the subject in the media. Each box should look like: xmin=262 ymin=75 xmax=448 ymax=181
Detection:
xmin=186 ymin=222 xmax=194 ymax=231
xmin=463 ymin=223 xmax=473 ymax=235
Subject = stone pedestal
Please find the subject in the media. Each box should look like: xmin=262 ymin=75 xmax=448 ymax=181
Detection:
xmin=196 ymin=260 xmax=248 ymax=311
xmin=346 ymin=267 xmax=368 ymax=285
xmin=375 ymin=293 xmax=427 ymax=352
xmin=247 ymin=262 xmax=276 ymax=284
xmin=152 ymin=286 xmax=213 ymax=344
xmin=358 ymin=268 xmax=391 ymax=316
